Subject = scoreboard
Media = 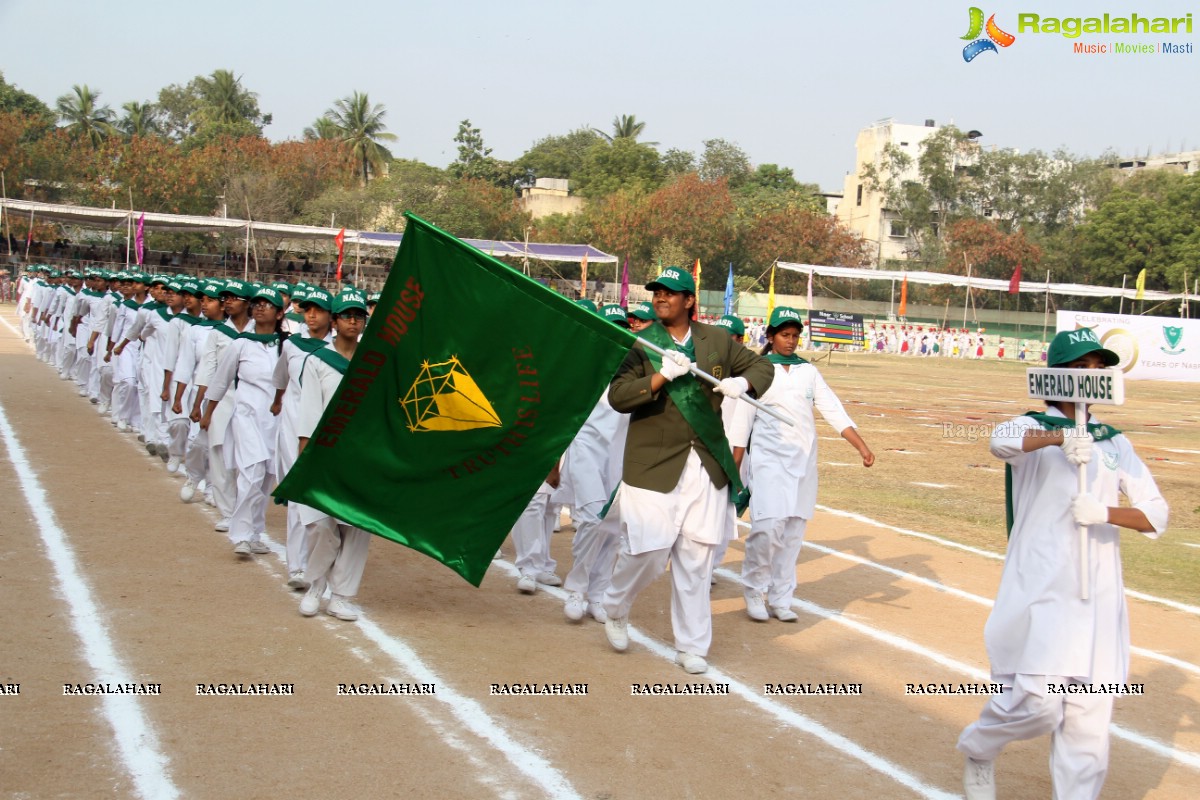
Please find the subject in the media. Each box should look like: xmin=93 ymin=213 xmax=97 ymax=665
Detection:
xmin=808 ymin=310 xmax=865 ymax=348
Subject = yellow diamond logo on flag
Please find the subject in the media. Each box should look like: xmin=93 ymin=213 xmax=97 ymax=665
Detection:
xmin=400 ymin=356 xmax=502 ymax=432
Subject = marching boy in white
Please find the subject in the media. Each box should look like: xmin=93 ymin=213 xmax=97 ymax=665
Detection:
xmin=727 ymin=307 xmax=874 ymax=622
xmin=957 ymin=328 xmax=1168 ymax=800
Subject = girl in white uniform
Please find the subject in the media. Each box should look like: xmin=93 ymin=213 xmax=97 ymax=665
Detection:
xmin=271 ymin=286 xmax=334 ymax=589
xmin=957 ymin=328 xmax=1168 ymax=800
xmin=728 ymin=307 xmax=875 ymax=622
xmin=203 ymin=286 xmax=287 ymax=556
xmin=295 ymin=290 xmax=371 ymax=621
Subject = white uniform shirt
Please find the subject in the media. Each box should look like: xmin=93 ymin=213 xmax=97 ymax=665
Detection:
xmin=727 ymin=362 xmax=855 ymax=522
xmin=295 ymin=355 xmax=347 ymax=526
xmin=987 ymin=410 xmax=1168 ymax=682
xmin=206 ymin=335 xmax=282 ymax=472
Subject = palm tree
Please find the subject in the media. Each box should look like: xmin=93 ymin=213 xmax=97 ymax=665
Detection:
xmin=119 ymin=101 xmax=161 ymax=138
xmin=55 ymin=84 xmax=116 ymax=147
xmin=593 ymin=114 xmax=657 ymax=145
xmin=325 ymin=92 xmax=397 ymax=186
xmin=194 ymin=69 xmax=261 ymax=127
xmin=302 ymin=116 xmax=340 ymax=141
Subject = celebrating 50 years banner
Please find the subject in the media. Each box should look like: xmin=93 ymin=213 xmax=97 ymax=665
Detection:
xmin=1057 ymin=311 xmax=1200 ymax=382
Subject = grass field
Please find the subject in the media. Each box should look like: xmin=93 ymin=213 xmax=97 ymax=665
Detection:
xmin=804 ymin=352 xmax=1200 ymax=604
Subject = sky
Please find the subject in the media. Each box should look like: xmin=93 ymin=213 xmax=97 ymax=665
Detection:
xmin=2 ymin=0 xmax=1198 ymax=193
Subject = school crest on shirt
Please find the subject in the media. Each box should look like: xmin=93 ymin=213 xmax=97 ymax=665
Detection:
xmin=400 ymin=355 xmax=501 ymax=432
xmin=1102 ymin=450 xmax=1119 ymax=471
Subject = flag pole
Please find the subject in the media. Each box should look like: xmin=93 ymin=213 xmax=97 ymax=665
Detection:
xmin=1118 ymin=274 xmax=1126 ymax=315
xmin=635 ymin=336 xmax=795 ymax=427
xmin=26 ymin=207 xmax=34 ymax=259
xmin=1 ymin=172 xmax=11 ymax=256
xmin=126 ymin=188 xmax=134 ymax=268
xmin=1041 ymin=270 xmax=1051 ymax=345
xmin=962 ymin=258 xmax=971 ymax=328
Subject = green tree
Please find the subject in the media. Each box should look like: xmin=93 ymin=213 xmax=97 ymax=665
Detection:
xmin=593 ymin=114 xmax=656 ymax=145
xmin=156 ymin=82 xmax=199 ymax=141
xmin=699 ymin=138 xmax=751 ymax=189
xmin=118 ymin=101 xmax=161 ymax=138
xmin=574 ymin=137 xmax=663 ymax=198
xmin=661 ymin=147 xmax=696 ymax=177
xmin=193 ymin=69 xmax=270 ymax=130
xmin=742 ymin=207 xmax=869 ymax=283
xmin=325 ymin=91 xmax=397 ymax=186
xmin=0 ymin=71 xmax=53 ymax=123
xmin=55 ymin=84 xmax=116 ymax=147
xmin=644 ymin=173 xmax=738 ymax=274
xmin=515 ymin=127 xmax=603 ymax=184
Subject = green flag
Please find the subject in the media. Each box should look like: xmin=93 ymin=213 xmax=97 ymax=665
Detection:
xmin=274 ymin=213 xmax=634 ymax=585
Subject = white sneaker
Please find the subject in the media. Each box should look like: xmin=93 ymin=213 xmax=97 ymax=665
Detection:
xmin=675 ymin=651 xmax=708 ymax=674
xmin=166 ymin=457 xmax=181 ymax=474
xmin=249 ymin=539 xmax=270 ymax=555
xmin=214 ymin=518 xmax=231 ymax=532
xmin=97 ymin=403 xmax=109 ymax=414
xmin=326 ymin=595 xmax=360 ymax=621
xmin=197 ymin=479 xmax=208 ymax=493
xmin=299 ymin=583 xmax=323 ymax=617
xmin=963 ymin=757 xmax=996 ymax=800
xmin=204 ymin=491 xmax=215 ymax=507
xmin=745 ymin=591 xmax=769 ymax=622
xmin=233 ymin=540 xmax=251 ymax=556
xmin=535 ymin=571 xmax=562 ymax=587
xmin=287 ymin=571 xmax=310 ymax=590
xmin=117 ymin=421 xmax=128 ymax=432
xmin=586 ymin=602 xmax=608 ymax=624
xmin=605 ymin=616 xmax=629 ymax=652
xmin=770 ymin=605 xmax=799 ymax=623
xmin=517 ymin=575 xmax=537 ymax=594
xmin=563 ymin=592 xmax=586 ymax=622
xmin=179 ymin=480 xmax=196 ymax=503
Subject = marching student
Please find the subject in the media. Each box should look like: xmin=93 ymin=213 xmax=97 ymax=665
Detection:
xmin=114 ymin=275 xmax=173 ymax=459
xmin=727 ymin=307 xmax=874 ymax=622
xmin=193 ymin=279 xmax=254 ymax=532
xmin=296 ymin=289 xmax=371 ymax=621
xmin=600 ymin=266 xmax=773 ymax=675
xmin=202 ymin=286 xmax=288 ymax=557
xmin=561 ymin=305 xmax=630 ymax=621
xmin=271 ymin=286 xmax=335 ymax=589
xmin=107 ymin=273 xmax=150 ymax=434
xmin=957 ymin=328 xmax=1168 ymax=800
xmin=162 ymin=280 xmax=207 ymax=476
xmin=174 ymin=278 xmax=225 ymax=504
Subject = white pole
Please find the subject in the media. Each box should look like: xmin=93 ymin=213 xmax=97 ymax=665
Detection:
xmin=1118 ymin=274 xmax=1127 ymax=315
xmin=1041 ymin=270 xmax=1051 ymax=345
xmin=1076 ymin=400 xmax=1089 ymax=600
xmin=243 ymin=220 xmax=251 ymax=282
xmin=962 ymin=261 xmax=971 ymax=327
xmin=635 ymin=336 xmax=795 ymax=427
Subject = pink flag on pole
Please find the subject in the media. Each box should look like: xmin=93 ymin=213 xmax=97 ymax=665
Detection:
xmin=135 ymin=213 xmax=145 ymax=266
xmin=619 ymin=256 xmax=630 ymax=305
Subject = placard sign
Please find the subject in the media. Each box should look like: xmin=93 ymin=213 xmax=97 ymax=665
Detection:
xmin=1025 ymin=368 xmax=1125 ymax=405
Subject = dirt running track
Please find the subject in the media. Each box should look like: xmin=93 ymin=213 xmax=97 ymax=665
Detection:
xmin=1 ymin=304 xmax=1197 ymax=799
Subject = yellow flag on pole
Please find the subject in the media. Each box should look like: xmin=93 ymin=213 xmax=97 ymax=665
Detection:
xmin=1134 ymin=268 xmax=1146 ymax=300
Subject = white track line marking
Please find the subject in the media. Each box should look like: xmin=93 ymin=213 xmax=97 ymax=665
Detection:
xmin=813 ymin=505 xmax=1200 ymax=618
xmin=251 ymin=538 xmax=583 ymax=800
xmin=491 ymin=560 xmax=957 ymax=800
xmin=711 ymin=567 xmax=1200 ymax=772
xmin=0 ymin=401 xmax=180 ymax=800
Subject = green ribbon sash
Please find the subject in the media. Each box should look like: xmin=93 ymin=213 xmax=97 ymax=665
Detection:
xmin=767 ymin=353 xmax=809 ymax=365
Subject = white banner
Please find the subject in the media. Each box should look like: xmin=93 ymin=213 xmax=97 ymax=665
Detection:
xmin=1057 ymin=311 xmax=1200 ymax=382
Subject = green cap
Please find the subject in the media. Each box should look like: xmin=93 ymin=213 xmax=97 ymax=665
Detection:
xmin=130 ymin=272 xmax=151 ymax=285
xmin=332 ymin=289 xmax=367 ymax=314
xmin=768 ymin=306 xmax=805 ymax=330
xmin=251 ymin=286 xmax=285 ymax=309
xmin=601 ymin=304 xmax=629 ymax=326
xmin=219 ymin=279 xmax=254 ymax=299
xmin=714 ymin=314 xmax=746 ymax=337
xmin=628 ymin=301 xmax=656 ymax=321
xmin=645 ymin=266 xmax=695 ymax=294
xmin=291 ymin=286 xmax=309 ymax=302
xmin=179 ymin=280 xmax=200 ymax=295
xmin=149 ymin=275 xmax=169 ymax=287
xmin=165 ymin=279 xmax=184 ymax=292
xmin=198 ymin=279 xmax=224 ymax=297
xmin=575 ymin=299 xmax=599 ymax=314
xmin=271 ymin=280 xmax=293 ymax=296
xmin=1047 ymin=328 xmax=1120 ymax=368
xmin=367 ymin=292 xmax=381 ymax=304
xmin=300 ymin=287 xmax=333 ymax=311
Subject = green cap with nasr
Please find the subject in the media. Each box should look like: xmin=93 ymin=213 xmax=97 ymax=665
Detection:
xmin=645 ymin=266 xmax=696 ymax=294
xmin=1047 ymin=327 xmax=1120 ymax=368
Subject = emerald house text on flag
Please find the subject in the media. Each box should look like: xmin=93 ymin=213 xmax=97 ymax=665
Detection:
xmin=274 ymin=214 xmax=635 ymax=585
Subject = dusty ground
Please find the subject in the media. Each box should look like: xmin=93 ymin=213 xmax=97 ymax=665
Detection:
xmin=1 ymin=305 xmax=1197 ymax=799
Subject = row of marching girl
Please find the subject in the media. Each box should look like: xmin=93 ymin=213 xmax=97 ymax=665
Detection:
xmin=201 ymin=286 xmax=290 ymax=556
xmin=727 ymin=307 xmax=875 ymax=622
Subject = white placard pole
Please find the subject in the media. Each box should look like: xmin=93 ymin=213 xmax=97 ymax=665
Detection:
xmin=1026 ymin=367 xmax=1125 ymax=600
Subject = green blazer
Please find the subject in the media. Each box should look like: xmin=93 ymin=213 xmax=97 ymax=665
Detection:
xmin=609 ymin=320 xmax=774 ymax=493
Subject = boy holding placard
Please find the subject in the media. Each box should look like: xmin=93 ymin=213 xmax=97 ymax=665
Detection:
xmin=957 ymin=327 xmax=1169 ymax=800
